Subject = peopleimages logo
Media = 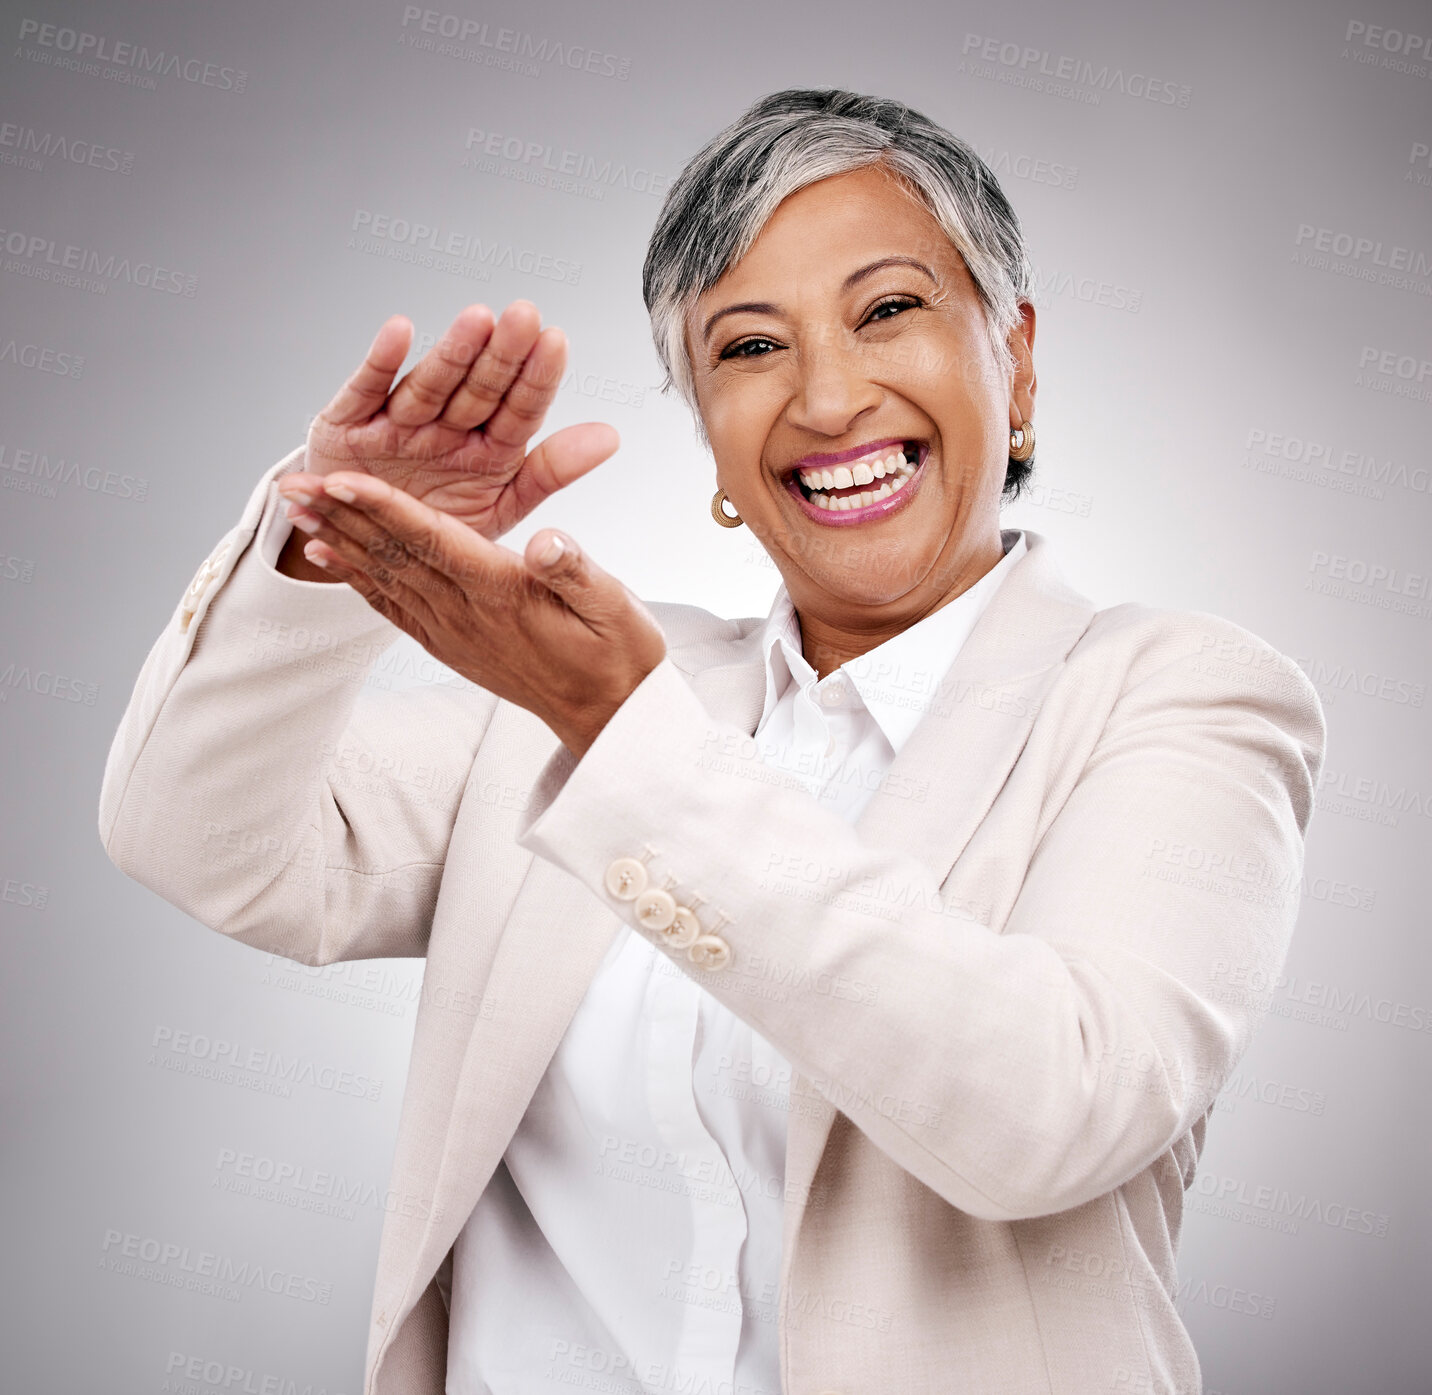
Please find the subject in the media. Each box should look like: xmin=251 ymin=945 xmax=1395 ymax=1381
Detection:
xmin=0 ymin=442 xmax=148 ymax=501
xmin=1295 ymin=223 xmax=1431 ymax=274
xmin=100 ymin=1229 xmax=332 ymax=1304
xmin=149 ymin=1025 xmax=385 ymax=1100
xmin=1190 ymin=1170 xmax=1390 ymax=1238
xmin=398 ymin=6 xmax=630 ymax=81
xmin=1306 ymin=549 xmax=1432 ymax=620
xmin=463 ymin=128 xmax=669 ymax=196
xmin=0 ymin=227 xmax=197 ymax=296
xmin=348 ymin=210 xmax=581 ymax=285
xmin=958 ymin=33 xmax=1192 ymax=107
xmin=0 ymin=339 xmax=84 ymax=378
xmin=0 ymin=121 xmax=135 ymax=174
xmin=1243 ymin=427 xmax=1430 ymax=501
xmin=14 ymin=18 xmax=247 ymax=91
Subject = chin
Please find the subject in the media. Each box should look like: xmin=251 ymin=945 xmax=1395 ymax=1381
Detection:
xmin=805 ymin=564 xmax=933 ymax=610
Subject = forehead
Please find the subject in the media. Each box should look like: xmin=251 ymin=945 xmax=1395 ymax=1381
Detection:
xmin=708 ymin=165 xmax=959 ymax=293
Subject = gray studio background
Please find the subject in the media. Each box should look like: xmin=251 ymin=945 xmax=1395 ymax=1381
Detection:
xmin=2 ymin=0 xmax=1428 ymax=1390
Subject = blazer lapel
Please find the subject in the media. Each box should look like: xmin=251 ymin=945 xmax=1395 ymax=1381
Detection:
xmin=850 ymin=528 xmax=1096 ymax=884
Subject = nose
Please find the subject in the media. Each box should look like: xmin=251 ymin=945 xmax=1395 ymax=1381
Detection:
xmin=784 ymin=333 xmax=883 ymax=439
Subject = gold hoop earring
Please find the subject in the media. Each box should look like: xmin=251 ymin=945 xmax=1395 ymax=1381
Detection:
xmin=1009 ymin=418 xmax=1036 ymax=462
xmin=711 ymin=488 xmax=744 ymax=529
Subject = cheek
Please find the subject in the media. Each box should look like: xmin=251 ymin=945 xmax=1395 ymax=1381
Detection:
xmin=912 ymin=323 xmax=1002 ymax=403
xmin=919 ymin=361 xmax=1007 ymax=459
xmin=702 ymin=380 xmax=778 ymax=473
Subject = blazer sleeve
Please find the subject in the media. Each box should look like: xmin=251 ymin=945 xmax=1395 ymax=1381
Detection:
xmin=98 ymin=445 xmax=501 ymax=966
xmin=515 ymin=616 xmax=1326 ymax=1222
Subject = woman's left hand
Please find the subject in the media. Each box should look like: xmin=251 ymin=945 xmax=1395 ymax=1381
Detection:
xmin=277 ymin=471 xmax=668 ymax=758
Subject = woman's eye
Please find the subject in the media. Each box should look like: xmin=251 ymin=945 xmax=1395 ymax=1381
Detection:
xmin=720 ymin=336 xmax=779 ymax=360
xmin=864 ymin=296 xmax=921 ymax=324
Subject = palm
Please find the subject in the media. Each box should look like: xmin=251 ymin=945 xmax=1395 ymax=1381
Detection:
xmin=303 ymin=303 xmax=618 ymax=542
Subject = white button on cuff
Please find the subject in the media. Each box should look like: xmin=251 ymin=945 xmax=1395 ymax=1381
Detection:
xmin=178 ymin=539 xmax=233 ymax=632
xmin=604 ymin=858 xmax=649 ymax=901
xmin=687 ymin=935 xmax=731 ymax=972
xmin=657 ymin=906 xmax=701 ymax=951
xmin=634 ymin=888 xmax=677 ymax=932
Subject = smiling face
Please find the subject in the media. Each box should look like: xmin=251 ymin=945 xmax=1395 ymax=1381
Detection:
xmin=687 ymin=162 xmax=1036 ymax=659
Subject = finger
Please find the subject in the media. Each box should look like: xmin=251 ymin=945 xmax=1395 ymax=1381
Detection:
xmin=437 ymin=299 xmax=542 ymax=436
xmin=287 ymin=495 xmax=469 ymax=650
xmin=317 ymin=315 xmax=414 ymax=427
xmin=317 ymin=472 xmax=529 ymax=604
xmin=284 ymin=496 xmax=428 ymax=591
xmin=468 ymin=325 xmax=567 ymax=450
xmin=283 ymin=477 xmax=456 ymax=606
xmin=524 ymin=529 xmax=641 ymax=632
xmin=503 ymin=421 xmax=620 ymax=520
xmin=385 ymin=304 xmax=496 ymax=428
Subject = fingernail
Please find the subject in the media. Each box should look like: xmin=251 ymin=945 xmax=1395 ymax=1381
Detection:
xmin=539 ymin=536 xmax=565 ymax=566
xmin=303 ymin=541 xmax=329 ymax=567
xmin=282 ymin=489 xmax=314 ymax=507
xmin=291 ymin=513 xmax=321 ymax=534
xmin=324 ymin=480 xmax=357 ymax=503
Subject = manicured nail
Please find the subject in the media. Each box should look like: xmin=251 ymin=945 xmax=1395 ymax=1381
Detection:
xmin=324 ymin=480 xmax=358 ymax=504
xmin=290 ymin=513 xmax=321 ymax=534
xmin=303 ymin=541 xmax=329 ymax=566
xmin=539 ymin=535 xmax=564 ymax=566
xmin=281 ymin=489 xmax=314 ymax=507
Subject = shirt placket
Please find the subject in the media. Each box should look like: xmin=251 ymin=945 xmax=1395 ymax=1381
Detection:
xmin=643 ymin=943 xmax=745 ymax=1387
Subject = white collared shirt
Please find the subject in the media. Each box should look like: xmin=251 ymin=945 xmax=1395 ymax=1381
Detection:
xmin=444 ymin=530 xmax=1026 ymax=1395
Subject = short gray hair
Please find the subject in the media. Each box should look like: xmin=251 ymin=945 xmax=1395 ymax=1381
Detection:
xmin=641 ymin=88 xmax=1037 ymax=497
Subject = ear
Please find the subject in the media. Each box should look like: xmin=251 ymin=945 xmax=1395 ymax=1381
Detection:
xmin=1006 ymin=300 xmax=1037 ymax=428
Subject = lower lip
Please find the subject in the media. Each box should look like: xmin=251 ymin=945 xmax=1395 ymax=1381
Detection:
xmin=783 ymin=446 xmax=929 ymax=527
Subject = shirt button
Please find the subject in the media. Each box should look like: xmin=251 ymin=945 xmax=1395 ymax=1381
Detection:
xmin=687 ymin=934 xmax=731 ymax=971
xmin=818 ymin=682 xmax=844 ymax=708
xmin=603 ymin=858 xmax=649 ymax=901
xmin=657 ymin=905 xmax=701 ymax=950
xmin=634 ymin=888 xmax=677 ymax=931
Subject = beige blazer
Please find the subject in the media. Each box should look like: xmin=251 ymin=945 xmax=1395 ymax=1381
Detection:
xmin=99 ymin=446 xmax=1325 ymax=1395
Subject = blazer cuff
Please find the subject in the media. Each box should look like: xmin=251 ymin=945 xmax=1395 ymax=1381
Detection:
xmin=189 ymin=444 xmax=396 ymax=631
xmin=516 ymin=655 xmax=798 ymax=955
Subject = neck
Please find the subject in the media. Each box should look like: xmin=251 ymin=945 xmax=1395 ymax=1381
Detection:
xmin=793 ymin=532 xmax=1006 ymax=680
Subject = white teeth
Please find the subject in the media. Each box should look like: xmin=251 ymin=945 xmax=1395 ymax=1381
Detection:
xmin=793 ymin=444 xmax=922 ymax=516
xmin=803 ymin=458 xmax=917 ymax=512
xmin=797 ymin=445 xmax=916 ymax=493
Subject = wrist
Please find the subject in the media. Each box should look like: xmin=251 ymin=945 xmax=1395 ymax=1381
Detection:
xmin=276 ymin=530 xmax=342 ymax=584
xmin=554 ymin=655 xmax=666 ymax=760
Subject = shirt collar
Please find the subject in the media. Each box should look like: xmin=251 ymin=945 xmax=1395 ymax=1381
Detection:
xmin=755 ymin=530 xmax=1027 ymax=756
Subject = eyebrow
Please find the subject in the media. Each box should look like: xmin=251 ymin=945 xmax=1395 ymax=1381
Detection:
xmin=843 ymin=255 xmax=938 ymax=292
xmin=700 ymin=256 xmax=938 ymax=344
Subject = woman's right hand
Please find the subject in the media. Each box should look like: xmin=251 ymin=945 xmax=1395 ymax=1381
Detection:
xmin=293 ymin=300 xmax=618 ymax=543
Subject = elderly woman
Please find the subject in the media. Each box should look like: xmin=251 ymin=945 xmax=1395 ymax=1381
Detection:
xmin=100 ymin=89 xmax=1324 ymax=1395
